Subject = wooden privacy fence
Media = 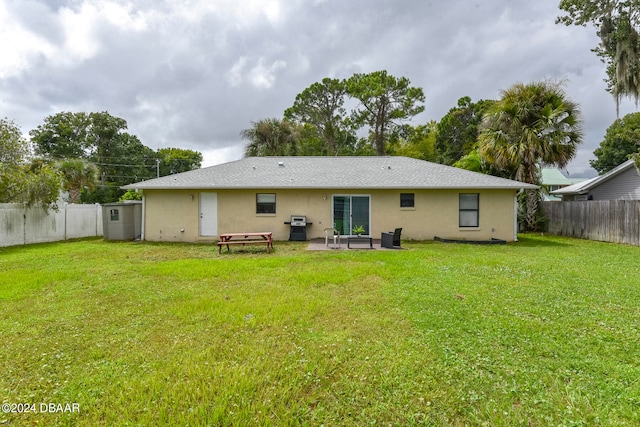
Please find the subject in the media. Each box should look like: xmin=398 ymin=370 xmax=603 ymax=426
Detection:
xmin=541 ymin=200 xmax=640 ymax=246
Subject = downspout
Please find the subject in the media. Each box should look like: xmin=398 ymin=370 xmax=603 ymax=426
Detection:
xmin=514 ymin=189 xmax=522 ymax=242
xmin=141 ymin=194 xmax=146 ymax=241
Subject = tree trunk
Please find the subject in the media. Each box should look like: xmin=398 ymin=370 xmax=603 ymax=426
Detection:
xmin=525 ymin=189 xmax=540 ymax=231
xmin=68 ymin=187 xmax=81 ymax=204
xmin=374 ymin=98 xmax=387 ymax=156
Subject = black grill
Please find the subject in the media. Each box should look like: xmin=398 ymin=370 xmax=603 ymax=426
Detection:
xmin=285 ymin=215 xmax=310 ymax=241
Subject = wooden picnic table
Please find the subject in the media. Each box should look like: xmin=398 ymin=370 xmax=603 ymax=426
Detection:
xmin=217 ymin=232 xmax=273 ymax=254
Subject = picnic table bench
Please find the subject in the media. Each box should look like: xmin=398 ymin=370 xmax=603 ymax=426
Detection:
xmin=217 ymin=232 xmax=273 ymax=254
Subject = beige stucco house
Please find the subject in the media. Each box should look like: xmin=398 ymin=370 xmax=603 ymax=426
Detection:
xmin=122 ymin=156 xmax=537 ymax=243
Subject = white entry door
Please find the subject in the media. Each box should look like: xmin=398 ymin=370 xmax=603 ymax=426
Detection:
xmin=199 ymin=192 xmax=218 ymax=236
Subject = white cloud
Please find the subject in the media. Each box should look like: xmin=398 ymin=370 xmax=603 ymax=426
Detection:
xmin=226 ymin=56 xmax=248 ymax=87
xmin=200 ymin=145 xmax=244 ymax=167
xmin=227 ymin=56 xmax=287 ymax=89
xmin=248 ymin=58 xmax=287 ymax=89
xmin=0 ymin=0 xmax=632 ymax=175
xmin=55 ymin=1 xmax=152 ymax=65
xmin=99 ymin=1 xmax=150 ymax=32
xmin=0 ymin=2 xmax=55 ymax=77
xmin=164 ymin=0 xmax=283 ymax=28
xmin=57 ymin=3 xmax=101 ymax=63
xmin=0 ymin=0 xmax=152 ymax=75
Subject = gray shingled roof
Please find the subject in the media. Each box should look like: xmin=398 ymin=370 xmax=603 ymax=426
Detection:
xmin=122 ymin=156 xmax=537 ymax=190
xmin=551 ymin=159 xmax=635 ymax=195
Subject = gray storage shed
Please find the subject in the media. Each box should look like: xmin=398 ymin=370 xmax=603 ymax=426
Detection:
xmin=102 ymin=201 xmax=142 ymax=241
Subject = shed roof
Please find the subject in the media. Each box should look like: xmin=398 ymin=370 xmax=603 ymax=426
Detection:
xmin=122 ymin=156 xmax=537 ymax=191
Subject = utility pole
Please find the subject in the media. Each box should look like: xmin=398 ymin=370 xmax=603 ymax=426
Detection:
xmin=156 ymin=159 xmax=160 ymax=178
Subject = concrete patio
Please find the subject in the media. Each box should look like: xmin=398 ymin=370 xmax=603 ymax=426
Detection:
xmin=306 ymin=238 xmax=399 ymax=251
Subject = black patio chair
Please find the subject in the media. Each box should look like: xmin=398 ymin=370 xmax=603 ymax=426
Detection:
xmin=381 ymin=227 xmax=402 ymax=248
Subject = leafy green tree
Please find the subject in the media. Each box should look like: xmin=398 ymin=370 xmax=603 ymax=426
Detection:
xmin=388 ymin=122 xmax=437 ymax=161
xmin=590 ymin=111 xmax=640 ymax=173
xmin=30 ymin=111 xmax=157 ymax=202
xmin=284 ymin=77 xmax=354 ymax=155
xmin=1 ymin=118 xmax=30 ymax=203
xmin=87 ymin=132 xmax=156 ymax=203
xmin=435 ymin=97 xmax=495 ymax=165
xmin=30 ymin=111 xmax=90 ymax=158
xmin=86 ymin=112 xmax=129 ymax=163
xmin=119 ymin=189 xmax=143 ymax=202
xmin=156 ymin=148 xmax=203 ymax=176
xmin=23 ymin=160 xmax=62 ymax=211
xmin=57 ymin=159 xmax=98 ymax=203
xmin=291 ymin=122 xmax=363 ymax=156
xmin=454 ymin=148 xmax=516 ymax=178
xmin=453 ymin=149 xmax=484 ymax=173
xmin=557 ymin=0 xmax=640 ymax=112
xmin=241 ymin=118 xmax=299 ymax=156
xmin=346 ymin=70 xmax=425 ymax=156
xmin=290 ymin=123 xmax=327 ymax=156
xmin=479 ymin=81 xmax=583 ymax=230
xmin=1 ymin=117 xmax=29 ymax=165
xmin=1 ymin=119 xmax=60 ymax=211
xmin=98 ymin=133 xmax=155 ymax=181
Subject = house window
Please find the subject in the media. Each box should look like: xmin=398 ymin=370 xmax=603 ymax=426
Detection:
xmin=459 ymin=193 xmax=479 ymax=227
xmin=110 ymin=209 xmax=119 ymax=221
xmin=400 ymin=193 xmax=415 ymax=208
xmin=256 ymin=193 xmax=276 ymax=214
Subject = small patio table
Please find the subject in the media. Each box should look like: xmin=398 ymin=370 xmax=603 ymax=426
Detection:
xmin=347 ymin=236 xmax=373 ymax=249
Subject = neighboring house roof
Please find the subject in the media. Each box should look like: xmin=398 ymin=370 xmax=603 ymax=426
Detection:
xmin=551 ymin=159 xmax=639 ymax=197
xmin=122 ymin=156 xmax=538 ymax=191
xmin=540 ymin=168 xmax=587 ymax=201
xmin=568 ymin=177 xmax=587 ymax=185
xmin=541 ymin=168 xmax=574 ymax=187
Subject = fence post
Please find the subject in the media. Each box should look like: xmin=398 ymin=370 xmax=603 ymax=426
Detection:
xmin=23 ymin=202 xmax=27 ymax=245
xmin=96 ymin=203 xmax=100 ymax=236
xmin=64 ymin=202 xmax=68 ymax=241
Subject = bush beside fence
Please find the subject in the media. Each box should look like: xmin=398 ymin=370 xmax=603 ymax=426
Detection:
xmin=541 ymin=200 xmax=640 ymax=246
xmin=0 ymin=203 xmax=103 ymax=247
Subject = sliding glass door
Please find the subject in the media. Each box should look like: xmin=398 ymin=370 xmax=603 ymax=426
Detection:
xmin=332 ymin=195 xmax=370 ymax=236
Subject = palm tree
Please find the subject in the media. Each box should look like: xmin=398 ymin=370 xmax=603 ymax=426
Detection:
xmin=240 ymin=118 xmax=299 ymax=157
xmin=479 ymin=81 xmax=583 ymax=230
xmin=57 ymin=159 xmax=98 ymax=203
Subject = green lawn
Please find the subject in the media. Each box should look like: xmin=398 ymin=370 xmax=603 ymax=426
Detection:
xmin=0 ymin=235 xmax=639 ymax=426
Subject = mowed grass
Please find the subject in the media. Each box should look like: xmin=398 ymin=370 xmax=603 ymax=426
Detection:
xmin=0 ymin=235 xmax=638 ymax=426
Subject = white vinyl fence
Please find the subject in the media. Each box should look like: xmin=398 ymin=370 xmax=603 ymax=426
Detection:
xmin=0 ymin=203 xmax=103 ymax=247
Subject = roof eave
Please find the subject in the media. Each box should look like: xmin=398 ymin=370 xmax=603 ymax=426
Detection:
xmin=123 ymin=184 xmax=537 ymax=191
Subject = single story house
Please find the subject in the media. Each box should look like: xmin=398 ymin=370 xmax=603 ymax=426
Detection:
xmin=122 ymin=156 xmax=537 ymax=243
xmin=551 ymin=159 xmax=640 ymax=201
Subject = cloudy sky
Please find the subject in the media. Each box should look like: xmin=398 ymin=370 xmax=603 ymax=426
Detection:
xmin=1 ymin=0 xmax=638 ymax=177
